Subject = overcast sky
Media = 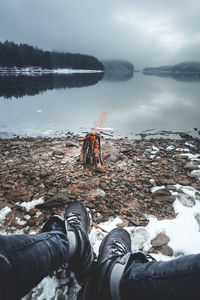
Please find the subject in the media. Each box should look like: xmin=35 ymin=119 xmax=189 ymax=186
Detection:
xmin=1 ymin=0 xmax=200 ymax=68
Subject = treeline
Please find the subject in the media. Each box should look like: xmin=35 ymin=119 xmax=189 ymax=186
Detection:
xmin=143 ymin=62 xmax=200 ymax=82
xmin=0 ymin=41 xmax=104 ymax=70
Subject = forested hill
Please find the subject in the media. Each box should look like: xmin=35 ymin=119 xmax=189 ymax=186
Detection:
xmin=0 ymin=41 xmax=104 ymax=70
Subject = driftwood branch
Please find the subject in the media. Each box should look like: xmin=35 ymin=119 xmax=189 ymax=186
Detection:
xmin=92 ymin=221 xmax=108 ymax=233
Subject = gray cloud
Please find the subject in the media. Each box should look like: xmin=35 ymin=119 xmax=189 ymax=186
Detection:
xmin=1 ymin=0 xmax=200 ymax=68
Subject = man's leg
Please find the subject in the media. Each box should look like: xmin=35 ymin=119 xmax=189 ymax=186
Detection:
xmin=120 ymin=253 xmax=200 ymax=300
xmin=78 ymin=227 xmax=200 ymax=300
xmin=0 ymin=231 xmax=69 ymax=300
xmin=0 ymin=200 xmax=94 ymax=300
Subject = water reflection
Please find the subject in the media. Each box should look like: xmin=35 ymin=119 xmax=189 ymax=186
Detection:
xmin=143 ymin=70 xmax=200 ymax=82
xmin=0 ymin=71 xmax=200 ymax=138
xmin=0 ymin=72 xmax=104 ymax=99
xmin=102 ymin=60 xmax=134 ymax=81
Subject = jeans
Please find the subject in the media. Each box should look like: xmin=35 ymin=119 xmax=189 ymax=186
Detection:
xmin=0 ymin=231 xmax=200 ymax=300
xmin=0 ymin=231 xmax=69 ymax=300
xmin=120 ymin=253 xmax=200 ymax=300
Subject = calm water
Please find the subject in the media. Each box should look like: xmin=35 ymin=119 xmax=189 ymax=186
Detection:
xmin=0 ymin=72 xmax=200 ymax=138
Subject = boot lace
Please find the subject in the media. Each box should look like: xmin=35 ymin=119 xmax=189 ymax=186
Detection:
xmin=110 ymin=240 xmax=127 ymax=257
xmin=146 ymin=254 xmax=156 ymax=261
xmin=66 ymin=211 xmax=81 ymax=229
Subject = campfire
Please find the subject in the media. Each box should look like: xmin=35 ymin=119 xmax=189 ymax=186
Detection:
xmin=78 ymin=109 xmax=115 ymax=171
xmin=79 ymin=132 xmax=105 ymax=172
xmin=79 ymin=111 xmax=112 ymax=171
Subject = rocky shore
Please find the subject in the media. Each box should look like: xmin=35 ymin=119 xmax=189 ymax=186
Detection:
xmin=1 ymin=133 xmax=200 ymax=232
xmin=1 ymin=133 xmax=200 ymax=299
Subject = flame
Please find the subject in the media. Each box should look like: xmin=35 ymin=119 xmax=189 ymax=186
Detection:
xmin=81 ymin=105 xmax=116 ymax=158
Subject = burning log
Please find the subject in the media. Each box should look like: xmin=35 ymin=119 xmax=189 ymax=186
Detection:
xmin=79 ymin=133 xmax=105 ymax=172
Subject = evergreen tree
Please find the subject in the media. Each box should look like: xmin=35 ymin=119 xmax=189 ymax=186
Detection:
xmin=0 ymin=41 xmax=104 ymax=70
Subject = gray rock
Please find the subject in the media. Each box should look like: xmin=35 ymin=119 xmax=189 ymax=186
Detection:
xmin=36 ymin=193 xmax=75 ymax=208
xmin=187 ymin=172 xmax=197 ymax=178
xmin=177 ymin=179 xmax=190 ymax=186
xmin=166 ymin=185 xmax=177 ymax=191
xmin=160 ymin=245 xmax=173 ymax=256
xmin=65 ymin=141 xmax=79 ymax=147
xmin=184 ymin=162 xmax=199 ymax=171
xmin=151 ymin=233 xmax=170 ymax=247
xmin=52 ymin=149 xmax=65 ymax=156
xmin=160 ymin=178 xmax=176 ymax=185
xmin=177 ymin=193 xmax=195 ymax=207
xmin=155 ymin=195 xmax=176 ymax=202
xmin=128 ymin=215 xmax=140 ymax=226
xmin=153 ymin=188 xmax=172 ymax=197
xmin=195 ymin=214 xmax=200 ymax=231
xmin=109 ymin=154 xmax=120 ymax=162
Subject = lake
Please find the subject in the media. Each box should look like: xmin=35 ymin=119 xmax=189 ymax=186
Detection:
xmin=0 ymin=71 xmax=200 ymax=138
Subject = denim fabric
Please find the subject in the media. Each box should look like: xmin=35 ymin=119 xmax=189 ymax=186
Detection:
xmin=0 ymin=231 xmax=69 ymax=300
xmin=120 ymin=253 xmax=200 ymax=300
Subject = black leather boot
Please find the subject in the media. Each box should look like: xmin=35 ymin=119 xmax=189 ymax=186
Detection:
xmin=64 ymin=200 xmax=94 ymax=283
xmin=78 ymin=227 xmax=132 ymax=300
xmin=42 ymin=200 xmax=94 ymax=284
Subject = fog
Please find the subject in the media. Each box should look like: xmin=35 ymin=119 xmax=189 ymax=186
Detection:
xmin=1 ymin=0 xmax=200 ymax=68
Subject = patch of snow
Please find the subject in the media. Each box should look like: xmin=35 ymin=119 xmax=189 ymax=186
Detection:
xmin=166 ymin=145 xmax=175 ymax=151
xmin=152 ymin=146 xmax=159 ymax=152
xmin=145 ymin=199 xmax=200 ymax=255
xmin=151 ymin=151 xmax=158 ymax=155
xmin=95 ymin=127 xmax=113 ymax=131
xmin=29 ymin=230 xmax=37 ymax=234
xmin=0 ymin=207 xmax=11 ymax=222
xmin=191 ymin=169 xmax=200 ymax=180
xmin=150 ymin=179 xmax=155 ymax=184
xmin=96 ymin=188 xmax=106 ymax=197
xmin=35 ymin=211 xmax=42 ymax=218
xmin=185 ymin=142 xmax=196 ymax=148
xmin=151 ymin=186 xmax=165 ymax=193
xmin=180 ymin=186 xmax=197 ymax=198
xmin=17 ymin=198 xmax=44 ymax=211
xmin=150 ymin=155 xmax=155 ymax=159
xmin=150 ymin=253 xmax=173 ymax=261
xmin=181 ymin=153 xmax=200 ymax=161
xmin=54 ymin=68 xmax=103 ymax=74
xmin=16 ymin=217 xmax=27 ymax=226
xmin=30 ymin=276 xmax=60 ymax=300
xmin=126 ymin=227 xmax=150 ymax=252
xmin=176 ymin=148 xmax=189 ymax=152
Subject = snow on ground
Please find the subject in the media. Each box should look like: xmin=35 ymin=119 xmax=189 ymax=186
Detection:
xmin=191 ymin=169 xmax=200 ymax=180
xmin=90 ymin=185 xmax=200 ymax=259
xmin=16 ymin=197 xmax=44 ymax=211
xmin=166 ymin=145 xmax=175 ymax=151
xmin=54 ymin=69 xmax=103 ymax=74
xmin=151 ymin=185 xmax=165 ymax=193
xmin=0 ymin=206 xmax=11 ymax=222
xmin=0 ymin=67 xmax=103 ymax=76
xmin=181 ymin=153 xmax=200 ymax=161
xmin=144 ymin=198 xmax=200 ymax=255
